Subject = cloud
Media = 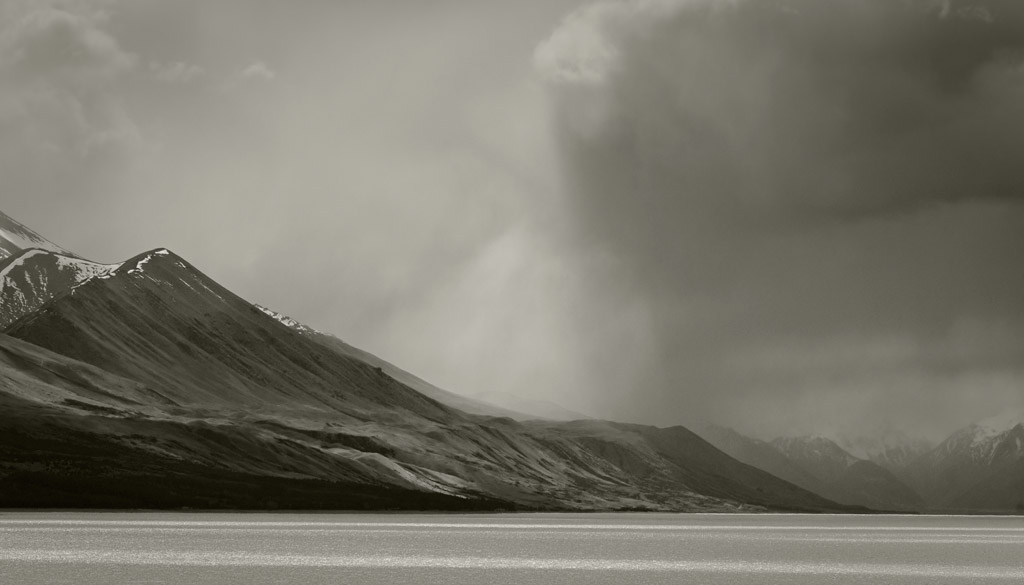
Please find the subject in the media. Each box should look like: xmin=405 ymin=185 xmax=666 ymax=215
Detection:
xmin=1 ymin=4 xmax=135 ymax=82
xmin=219 ymin=60 xmax=276 ymax=91
xmin=5 ymin=0 xmax=1018 ymax=442
xmin=538 ymin=0 xmax=1024 ymax=222
xmin=536 ymin=0 xmax=1024 ymax=438
xmin=240 ymin=60 xmax=276 ymax=82
xmin=150 ymin=60 xmax=205 ymax=84
xmin=0 ymin=1 xmax=140 ymax=162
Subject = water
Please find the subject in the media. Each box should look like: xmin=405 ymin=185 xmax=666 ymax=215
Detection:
xmin=2 ymin=512 xmax=1023 ymax=584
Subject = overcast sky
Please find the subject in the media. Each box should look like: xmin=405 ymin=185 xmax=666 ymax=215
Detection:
xmin=3 ymin=0 xmax=1023 ymax=441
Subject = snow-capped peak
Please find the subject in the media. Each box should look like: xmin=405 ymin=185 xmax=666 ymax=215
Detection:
xmin=970 ymin=411 xmax=1024 ymax=447
xmin=116 ymin=248 xmax=171 ymax=276
xmin=933 ymin=409 xmax=1024 ymax=466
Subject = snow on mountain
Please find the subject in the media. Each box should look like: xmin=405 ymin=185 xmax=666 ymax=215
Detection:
xmin=0 ymin=248 xmax=120 ymax=328
xmin=972 ymin=411 xmax=1024 ymax=447
xmin=120 ymin=248 xmax=170 ymax=276
xmin=0 ymin=211 xmax=75 ymax=260
xmin=0 ymin=249 xmax=47 ymax=282
xmin=937 ymin=410 xmax=1024 ymax=464
xmin=254 ymin=304 xmax=319 ymax=335
xmin=906 ymin=409 xmax=1024 ymax=510
xmin=0 ymin=211 xmax=119 ymax=328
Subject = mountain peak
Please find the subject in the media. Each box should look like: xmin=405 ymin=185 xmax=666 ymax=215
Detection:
xmin=910 ymin=409 xmax=1024 ymax=510
xmin=930 ymin=409 xmax=1024 ymax=466
xmin=972 ymin=410 xmax=1024 ymax=444
xmin=113 ymin=248 xmax=174 ymax=277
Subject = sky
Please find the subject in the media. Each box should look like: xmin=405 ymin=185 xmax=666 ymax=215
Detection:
xmin=2 ymin=0 xmax=1023 ymax=442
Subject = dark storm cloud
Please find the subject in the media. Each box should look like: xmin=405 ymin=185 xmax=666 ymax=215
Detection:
xmin=537 ymin=0 xmax=1024 ymax=438
xmin=539 ymin=0 xmax=1024 ymax=224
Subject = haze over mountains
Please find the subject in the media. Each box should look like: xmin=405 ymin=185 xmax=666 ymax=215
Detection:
xmin=696 ymin=418 xmax=1024 ymax=513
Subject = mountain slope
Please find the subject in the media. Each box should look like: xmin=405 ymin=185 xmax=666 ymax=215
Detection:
xmin=695 ymin=424 xmax=828 ymax=496
xmin=0 ymin=209 xmax=851 ymax=512
xmin=771 ymin=435 xmax=923 ymax=511
xmin=1 ymin=321 xmax=841 ymax=511
xmin=0 ymin=249 xmax=118 ymax=328
xmin=470 ymin=390 xmax=592 ymax=421
xmin=627 ymin=424 xmax=847 ymax=511
xmin=0 ymin=365 xmax=499 ymax=511
xmin=7 ymin=248 xmax=457 ymax=419
xmin=254 ymin=305 xmax=534 ymax=420
xmin=906 ymin=411 xmax=1024 ymax=511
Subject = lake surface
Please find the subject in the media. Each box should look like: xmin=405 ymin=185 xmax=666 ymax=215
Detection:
xmin=2 ymin=512 xmax=1023 ymax=584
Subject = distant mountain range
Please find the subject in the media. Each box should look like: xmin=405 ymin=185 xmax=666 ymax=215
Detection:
xmin=695 ymin=425 xmax=920 ymax=511
xmin=697 ymin=414 xmax=1024 ymax=513
xmin=0 ymin=210 xmax=846 ymax=513
xmin=905 ymin=411 xmax=1024 ymax=512
xmin=835 ymin=430 xmax=934 ymax=473
xmin=770 ymin=435 xmax=923 ymax=512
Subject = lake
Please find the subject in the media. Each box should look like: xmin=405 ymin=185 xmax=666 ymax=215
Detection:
xmin=1 ymin=512 xmax=1023 ymax=584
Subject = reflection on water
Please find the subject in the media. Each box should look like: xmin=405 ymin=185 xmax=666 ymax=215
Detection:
xmin=2 ymin=513 xmax=1023 ymax=584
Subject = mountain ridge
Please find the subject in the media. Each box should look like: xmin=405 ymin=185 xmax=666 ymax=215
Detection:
xmin=0 ymin=211 xmax=846 ymax=512
xmin=253 ymin=303 xmax=536 ymax=420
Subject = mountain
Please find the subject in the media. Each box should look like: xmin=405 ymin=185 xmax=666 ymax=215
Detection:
xmin=771 ymin=436 xmax=861 ymax=480
xmin=836 ymin=431 xmax=933 ymax=475
xmin=468 ymin=390 xmax=592 ymax=421
xmin=0 ymin=210 xmax=117 ymax=328
xmin=6 ymin=248 xmax=458 ymax=416
xmin=906 ymin=411 xmax=1024 ymax=512
xmin=254 ymin=304 xmax=534 ymax=420
xmin=0 ymin=332 xmax=498 ymax=510
xmin=0 ymin=211 xmax=75 ymax=261
xmin=771 ymin=435 xmax=923 ymax=511
xmin=0 ymin=211 xmax=845 ymax=512
xmin=0 ymin=249 xmax=118 ymax=329
xmin=695 ymin=424 xmax=828 ymax=496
